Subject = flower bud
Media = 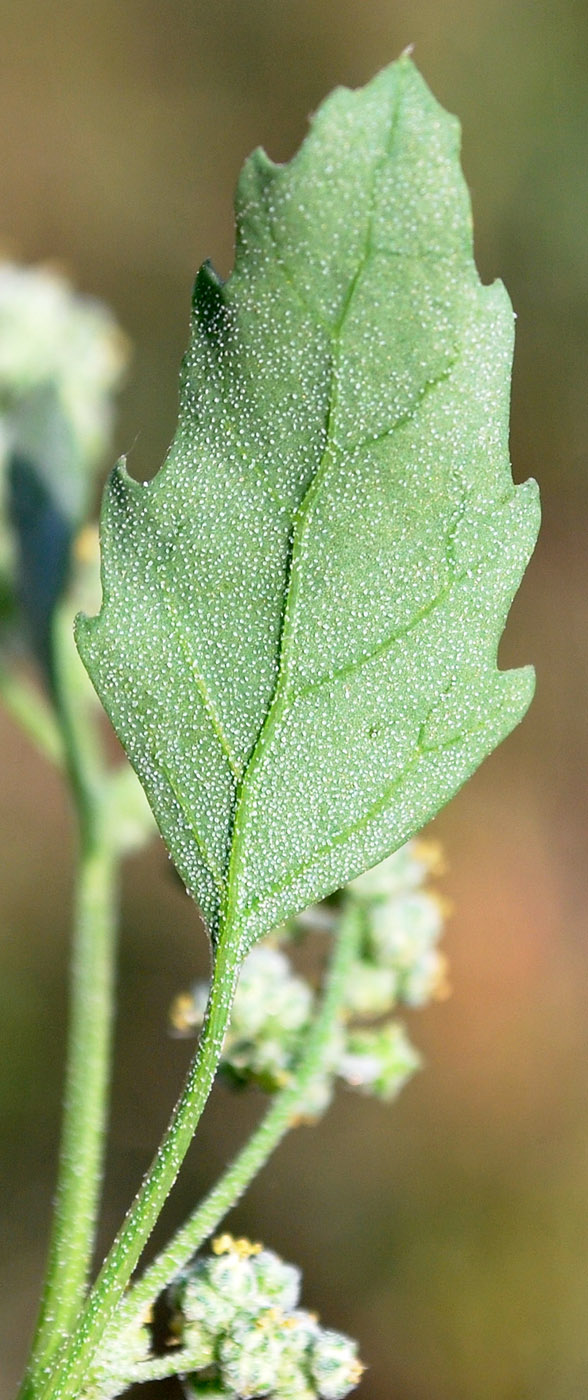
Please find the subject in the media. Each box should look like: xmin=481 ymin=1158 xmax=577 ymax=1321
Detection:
xmin=275 ymin=1362 xmax=317 ymax=1400
xmin=401 ymin=946 xmax=447 ymax=1007
xmin=174 ymin=1266 xmax=234 ymax=1334
xmin=254 ymin=1248 xmax=301 ymax=1311
xmin=219 ymin=1314 xmax=284 ymax=1396
xmin=295 ymin=1070 xmax=336 ymax=1122
xmin=347 ymin=841 xmax=429 ymax=900
xmin=311 ymin=1327 xmax=364 ymax=1399
xmin=338 ymin=1023 xmax=420 ymax=1101
xmin=368 ymin=890 xmax=443 ymax=966
xmin=206 ymin=1250 xmax=260 ymax=1312
xmin=179 ymin=1320 xmax=216 ymax=1370
xmin=342 ymin=959 xmax=397 ymax=1017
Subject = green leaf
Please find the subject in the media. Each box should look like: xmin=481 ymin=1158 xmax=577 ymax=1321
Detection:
xmin=76 ymin=57 xmax=539 ymax=961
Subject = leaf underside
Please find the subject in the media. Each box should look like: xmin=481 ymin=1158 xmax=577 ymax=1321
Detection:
xmin=76 ymin=57 xmax=539 ymax=961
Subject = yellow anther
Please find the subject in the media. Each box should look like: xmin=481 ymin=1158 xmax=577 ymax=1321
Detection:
xmin=413 ymin=837 xmax=447 ymax=877
xmin=169 ymin=992 xmax=198 ymax=1034
xmin=212 ymin=1233 xmax=234 ymax=1255
xmin=212 ymin=1232 xmax=262 ymax=1258
xmin=234 ymin=1236 xmax=262 ymax=1258
xmin=74 ymin=524 xmax=100 ymax=565
xmin=255 ymin=1307 xmax=283 ymax=1329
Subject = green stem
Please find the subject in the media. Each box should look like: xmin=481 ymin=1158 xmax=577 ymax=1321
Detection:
xmin=108 ymin=1353 xmax=196 ymax=1389
xmin=17 ymin=617 xmax=118 ymax=1397
xmin=23 ymin=836 xmax=118 ymax=1387
xmin=0 ymin=664 xmax=64 ymax=768
xmin=36 ymin=936 xmax=240 ymax=1400
xmin=99 ymin=901 xmax=361 ymax=1385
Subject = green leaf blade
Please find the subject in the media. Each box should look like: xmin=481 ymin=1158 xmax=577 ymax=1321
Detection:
xmin=76 ymin=56 xmax=539 ymax=955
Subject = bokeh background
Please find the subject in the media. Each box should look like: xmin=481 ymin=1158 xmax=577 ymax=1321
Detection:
xmin=1 ymin=2 xmax=587 ymax=1396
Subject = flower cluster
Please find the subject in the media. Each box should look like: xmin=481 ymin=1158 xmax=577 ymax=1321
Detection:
xmin=0 ymin=258 xmax=127 ymax=602
xmin=347 ymin=839 xmax=449 ymax=1009
xmin=170 ymin=839 xmax=448 ymax=1115
xmin=170 ymin=1234 xmax=364 ymax=1399
xmin=171 ymin=944 xmax=314 ymax=1092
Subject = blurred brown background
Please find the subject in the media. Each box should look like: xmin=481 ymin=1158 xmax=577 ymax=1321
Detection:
xmin=1 ymin=1 xmax=587 ymax=1396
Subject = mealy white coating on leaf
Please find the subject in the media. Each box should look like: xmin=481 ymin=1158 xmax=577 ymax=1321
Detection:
xmin=76 ymin=57 xmax=539 ymax=960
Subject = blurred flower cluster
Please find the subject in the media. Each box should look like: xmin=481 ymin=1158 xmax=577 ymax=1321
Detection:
xmin=169 ymin=1233 xmax=364 ymax=1399
xmin=0 ymin=257 xmax=127 ymax=663
xmin=171 ymin=838 xmax=449 ymax=1116
xmin=0 ymin=257 xmax=156 ymax=853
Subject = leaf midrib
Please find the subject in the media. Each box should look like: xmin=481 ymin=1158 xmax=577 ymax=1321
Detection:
xmin=219 ymin=67 xmax=412 ymax=944
xmin=146 ymin=69 xmax=411 ymax=937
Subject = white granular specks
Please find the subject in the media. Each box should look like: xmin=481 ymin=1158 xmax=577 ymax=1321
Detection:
xmin=75 ymin=58 xmax=539 ymax=952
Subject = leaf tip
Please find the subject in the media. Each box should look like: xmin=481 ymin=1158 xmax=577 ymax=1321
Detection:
xmin=498 ymin=663 xmax=537 ymax=736
xmin=192 ymin=258 xmax=224 ymax=305
xmin=516 ymin=476 xmax=541 ymax=561
xmin=73 ymin=603 xmax=93 ymax=657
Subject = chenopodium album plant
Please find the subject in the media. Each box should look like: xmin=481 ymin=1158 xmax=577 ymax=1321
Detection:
xmin=0 ymin=55 xmax=539 ymax=1400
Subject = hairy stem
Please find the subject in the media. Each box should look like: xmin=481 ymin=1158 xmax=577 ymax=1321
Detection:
xmin=23 ymin=836 xmax=119 ymax=1388
xmin=98 ymin=901 xmax=361 ymax=1389
xmin=17 ymin=617 xmax=119 ymax=1396
xmin=35 ymin=935 xmax=239 ymax=1400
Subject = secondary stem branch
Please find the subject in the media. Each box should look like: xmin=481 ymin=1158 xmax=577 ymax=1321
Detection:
xmin=101 ymin=901 xmax=362 ymax=1378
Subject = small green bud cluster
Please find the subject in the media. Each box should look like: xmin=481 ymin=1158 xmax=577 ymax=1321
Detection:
xmin=83 ymin=1308 xmax=155 ymax=1400
xmin=171 ymin=840 xmax=448 ymax=1113
xmin=171 ymin=1234 xmax=364 ymax=1399
xmin=348 ymin=841 xmax=448 ymax=1009
xmin=171 ymin=944 xmax=315 ymax=1091
xmin=337 ymin=1023 xmax=420 ymax=1101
